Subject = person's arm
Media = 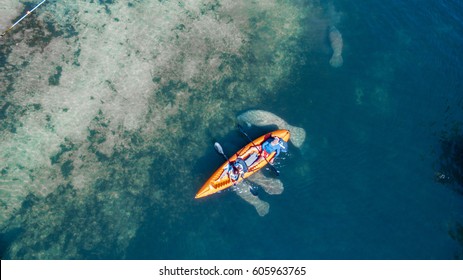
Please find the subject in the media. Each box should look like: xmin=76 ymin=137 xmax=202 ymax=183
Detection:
xmin=269 ymin=146 xmax=280 ymax=164
xmin=262 ymin=141 xmax=270 ymax=153
xmin=274 ymin=146 xmax=280 ymax=157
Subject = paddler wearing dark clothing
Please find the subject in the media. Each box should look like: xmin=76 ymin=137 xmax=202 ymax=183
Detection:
xmin=227 ymin=158 xmax=247 ymax=183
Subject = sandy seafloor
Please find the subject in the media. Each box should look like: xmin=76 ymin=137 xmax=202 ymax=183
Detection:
xmin=0 ymin=0 xmax=463 ymax=259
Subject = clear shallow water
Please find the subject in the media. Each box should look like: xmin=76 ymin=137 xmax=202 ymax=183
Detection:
xmin=1 ymin=0 xmax=463 ymax=259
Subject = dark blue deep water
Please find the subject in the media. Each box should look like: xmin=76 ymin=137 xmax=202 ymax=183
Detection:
xmin=127 ymin=0 xmax=463 ymax=259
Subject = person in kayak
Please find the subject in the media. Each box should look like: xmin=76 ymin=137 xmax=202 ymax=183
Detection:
xmin=240 ymin=136 xmax=288 ymax=169
xmin=227 ymin=158 xmax=247 ymax=184
xmin=262 ymin=136 xmax=283 ymax=163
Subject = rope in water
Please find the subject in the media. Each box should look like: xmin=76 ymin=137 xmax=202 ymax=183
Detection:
xmin=1 ymin=0 xmax=47 ymax=38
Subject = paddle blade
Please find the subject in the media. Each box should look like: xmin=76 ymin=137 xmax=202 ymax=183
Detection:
xmin=214 ymin=142 xmax=224 ymax=155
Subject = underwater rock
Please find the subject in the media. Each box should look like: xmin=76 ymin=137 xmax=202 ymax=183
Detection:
xmin=237 ymin=109 xmax=306 ymax=148
xmin=328 ymin=26 xmax=343 ymax=68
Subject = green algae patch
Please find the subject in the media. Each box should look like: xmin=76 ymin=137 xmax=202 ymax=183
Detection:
xmin=48 ymin=66 xmax=63 ymax=86
xmin=60 ymin=160 xmax=74 ymax=178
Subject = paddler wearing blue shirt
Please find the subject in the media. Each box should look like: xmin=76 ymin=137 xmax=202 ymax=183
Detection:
xmin=262 ymin=136 xmax=283 ymax=163
xmin=241 ymin=136 xmax=287 ymax=170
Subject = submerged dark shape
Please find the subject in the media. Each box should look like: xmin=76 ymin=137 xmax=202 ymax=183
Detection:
xmin=435 ymin=123 xmax=463 ymax=258
xmin=0 ymin=227 xmax=23 ymax=259
xmin=435 ymin=124 xmax=463 ymax=194
xmin=449 ymin=223 xmax=463 ymax=259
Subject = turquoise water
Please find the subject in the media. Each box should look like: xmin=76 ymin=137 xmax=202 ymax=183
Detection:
xmin=1 ymin=0 xmax=463 ymax=259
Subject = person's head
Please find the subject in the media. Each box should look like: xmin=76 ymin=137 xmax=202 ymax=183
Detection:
xmin=233 ymin=163 xmax=243 ymax=173
xmin=271 ymin=136 xmax=280 ymax=145
xmin=237 ymin=164 xmax=243 ymax=172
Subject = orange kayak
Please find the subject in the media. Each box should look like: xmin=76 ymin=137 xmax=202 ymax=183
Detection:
xmin=195 ymin=129 xmax=290 ymax=199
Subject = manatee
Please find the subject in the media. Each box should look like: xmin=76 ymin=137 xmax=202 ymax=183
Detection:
xmin=233 ymin=110 xmax=307 ymax=216
xmin=233 ymin=174 xmax=284 ymax=216
xmin=247 ymin=172 xmax=284 ymax=195
xmin=328 ymin=26 xmax=343 ymax=68
xmin=234 ymin=182 xmax=270 ymax=216
xmin=237 ymin=109 xmax=306 ymax=148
